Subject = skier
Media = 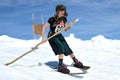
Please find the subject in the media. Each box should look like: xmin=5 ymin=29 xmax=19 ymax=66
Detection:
xmin=41 ymin=4 xmax=84 ymax=73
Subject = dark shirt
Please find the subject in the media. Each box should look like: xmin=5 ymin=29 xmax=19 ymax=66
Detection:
xmin=48 ymin=16 xmax=67 ymax=33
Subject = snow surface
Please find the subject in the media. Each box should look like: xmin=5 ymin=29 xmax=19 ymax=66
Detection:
xmin=0 ymin=34 xmax=120 ymax=80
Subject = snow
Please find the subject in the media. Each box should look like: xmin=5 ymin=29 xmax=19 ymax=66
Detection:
xmin=0 ymin=34 xmax=120 ymax=80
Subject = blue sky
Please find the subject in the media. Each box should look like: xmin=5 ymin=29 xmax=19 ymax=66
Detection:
xmin=0 ymin=0 xmax=120 ymax=40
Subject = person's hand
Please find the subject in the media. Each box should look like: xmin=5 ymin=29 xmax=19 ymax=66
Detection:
xmin=41 ymin=38 xmax=47 ymax=43
xmin=64 ymin=22 xmax=73 ymax=31
xmin=69 ymin=22 xmax=74 ymax=27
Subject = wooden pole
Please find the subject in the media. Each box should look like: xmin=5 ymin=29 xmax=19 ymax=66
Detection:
xmin=5 ymin=19 xmax=79 ymax=66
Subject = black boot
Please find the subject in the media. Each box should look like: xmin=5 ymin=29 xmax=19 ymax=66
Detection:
xmin=58 ymin=59 xmax=70 ymax=73
xmin=72 ymin=57 xmax=83 ymax=68
xmin=73 ymin=61 xmax=83 ymax=68
xmin=58 ymin=65 xmax=70 ymax=74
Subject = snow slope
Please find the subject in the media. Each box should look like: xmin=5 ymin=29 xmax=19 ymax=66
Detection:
xmin=0 ymin=34 xmax=120 ymax=80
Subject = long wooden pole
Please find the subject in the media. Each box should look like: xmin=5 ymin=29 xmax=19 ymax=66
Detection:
xmin=5 ymin=19 xmax=79 ymax=66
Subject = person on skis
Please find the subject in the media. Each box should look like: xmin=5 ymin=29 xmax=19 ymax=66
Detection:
xmin=41 ymin=4 xmax=84 ymax=73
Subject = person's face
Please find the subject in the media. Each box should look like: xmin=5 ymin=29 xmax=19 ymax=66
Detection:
xmin=58 ymin=10 xmax=65 ymax=18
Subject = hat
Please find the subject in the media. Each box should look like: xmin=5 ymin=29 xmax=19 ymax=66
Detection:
xmin=55 ymin=4 xmax=68 ymax=16
xmin=56 ymin=4 xmax=66 ymax=12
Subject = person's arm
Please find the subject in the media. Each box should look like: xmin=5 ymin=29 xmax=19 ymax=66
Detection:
xmin=41 ymin=22 xmax=50 ymax=43
xmin=64 ymin=19 xmax=79 ymax=31
xmin=64 ymin=22 xmax=74 ymax=31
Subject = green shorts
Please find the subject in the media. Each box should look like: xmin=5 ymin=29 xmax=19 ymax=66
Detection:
xmin=48 ymin=33 xmax=73 ymax=56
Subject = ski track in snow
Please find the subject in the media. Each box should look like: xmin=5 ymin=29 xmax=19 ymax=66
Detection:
xmin=0 ymin=34 xmax=120 ymax=80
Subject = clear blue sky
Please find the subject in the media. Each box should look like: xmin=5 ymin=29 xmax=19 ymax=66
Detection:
xmin=0 ymin=0 xmax=120 ymax=40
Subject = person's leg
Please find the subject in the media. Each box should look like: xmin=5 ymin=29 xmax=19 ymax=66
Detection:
xmin=58 ymin=54 xmax=70 ymax=73
xmin=58 ymin=54 xmax=64 ymax=67
xmin=70 ymin=53 xmax=78 ymax=62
